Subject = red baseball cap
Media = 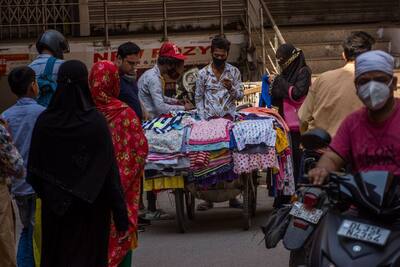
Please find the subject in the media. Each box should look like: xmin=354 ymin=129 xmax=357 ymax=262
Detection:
xmin=159 ymin=41 xmax=187 ymax=60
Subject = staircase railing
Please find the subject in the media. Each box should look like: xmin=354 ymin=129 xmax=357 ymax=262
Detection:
xmin=245 ymin=0 xmax=286 ymax=76
xmin=238 ymin=0 xmax=286 ymax=106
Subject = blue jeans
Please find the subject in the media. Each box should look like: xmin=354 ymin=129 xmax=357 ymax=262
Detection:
xmin=15 ymin=194 xmax=36 ymax=267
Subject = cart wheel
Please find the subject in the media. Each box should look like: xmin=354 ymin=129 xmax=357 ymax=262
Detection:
xmin=242 ymin=174 xmax=253 ymax=230
xmin=174 ymin=189 xmax=186 ymax=233
xmin=185 ymin=190 xmax=195 ymax=220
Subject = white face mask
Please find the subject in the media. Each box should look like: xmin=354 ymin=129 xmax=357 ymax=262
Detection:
xmin=357 ymin=79 xmax=392 ymax=110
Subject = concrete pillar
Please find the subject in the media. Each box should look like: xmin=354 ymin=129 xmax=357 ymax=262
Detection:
xmin=79 ymin=0 xmax=90 ymax=36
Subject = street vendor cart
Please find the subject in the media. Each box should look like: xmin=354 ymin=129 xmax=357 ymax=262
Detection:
xmin=143 ymin=107 xmax=294 ymax=233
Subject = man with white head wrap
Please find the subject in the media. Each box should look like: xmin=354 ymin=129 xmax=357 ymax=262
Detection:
xmin=308 ymin=50 xmax=400 ymax=185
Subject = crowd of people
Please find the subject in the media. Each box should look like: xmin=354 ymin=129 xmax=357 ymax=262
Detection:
xmin=1 ymin=25 xmax=399 ymax=267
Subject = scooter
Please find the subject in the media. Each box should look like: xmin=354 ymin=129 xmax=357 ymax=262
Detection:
xmin=303 ymin=129 xmax=400 ymax=267
xmin=284 ymin=129 xmax=332 ymax=267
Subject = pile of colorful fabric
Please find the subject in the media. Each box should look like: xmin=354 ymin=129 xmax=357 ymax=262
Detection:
xmin=186 ymin=118 xmax=238 ymax=189
xmin=233 ymin=107 xmax=295 ymax=196
xmin=143 ymin=112 xmax=190 ymax=191
xmin=142 ymin=108 xmax=295 ymax=198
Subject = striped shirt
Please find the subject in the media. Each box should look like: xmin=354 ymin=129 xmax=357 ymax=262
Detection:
xmin=28 ymin=54 xmax=64 ymax=82
xmin=142 ymin=112 xmax=186 ymax=134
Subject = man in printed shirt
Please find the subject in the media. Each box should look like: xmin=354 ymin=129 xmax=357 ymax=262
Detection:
xmin=195 ymin=36 xmax=244 ymax=120
xmin=0 ymin=119 xmax=25 ymax=267
xmin=2 ymin=66 xmax=45 ymax=267
xmin=195 ymin=36 xmax=244 ymax=211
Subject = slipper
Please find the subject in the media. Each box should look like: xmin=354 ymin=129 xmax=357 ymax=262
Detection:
xmin=197 ymin=201 xmax=214 ymax=211
xmin=143 ymin=210 xmax=174 ymax=221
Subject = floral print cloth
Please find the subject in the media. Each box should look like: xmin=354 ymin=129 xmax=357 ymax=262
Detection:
xmin=145 ymin=129 xmax=184 ymax=154
xmin=195 ymin=63 xmax=244 ymax=119
xmin=0 ymin=120 xmax=24 ymax=181
xmin=90 ymin=61 xmax=149 ymax=267
xmin=189 ymin=118 xmax=232 ymax=145
xmin=232 ymin=119 xmax=277 ymax=151
xmin=233 ymin=148 xmax=278 ymax=174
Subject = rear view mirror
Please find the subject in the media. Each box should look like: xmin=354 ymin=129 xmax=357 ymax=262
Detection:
xmin=301 ymin=128 xmax=332 ymax=150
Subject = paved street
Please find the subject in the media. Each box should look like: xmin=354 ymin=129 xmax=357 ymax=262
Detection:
xmin=133 ymin=186 xmax=290 ymax=267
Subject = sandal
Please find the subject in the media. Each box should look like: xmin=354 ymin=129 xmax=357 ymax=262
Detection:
xmin=197 ymin=201 xmax=214 ymax=211
xmin=143 ymin=210 xmax=174 ymax=221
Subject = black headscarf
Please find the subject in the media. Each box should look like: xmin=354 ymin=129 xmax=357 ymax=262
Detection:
xmin=271 ymin=43 xmax=312 ymax=113
xmin=27 ymin=60 xmax=118 ymax=214
xmin=276 ymin=43 xmax=308 ymax=83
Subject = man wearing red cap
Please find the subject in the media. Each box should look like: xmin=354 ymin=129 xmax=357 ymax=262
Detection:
xmin=138 ymin=42 xmax=194 ymax=220
xmin=138 ymin=41 xmax=194 ymax=120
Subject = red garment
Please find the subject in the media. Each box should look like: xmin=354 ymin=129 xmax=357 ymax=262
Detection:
xmin=188 ymin=151 xmax=210 ymax=170
xmin=90 ymin=61 xmax=148 ymax=267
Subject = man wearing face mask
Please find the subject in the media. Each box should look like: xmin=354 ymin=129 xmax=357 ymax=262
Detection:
xmin=195 ymin=36 xmax=244 ymax=120
xmin=138 ymin=41 xmax=193 ymax=221
xmin=117 ymin=42 xmax=146 ymax=121
xmin=195 ymin=36 xmax=244 ymax=211
xmin=138 ymin=41 xmax=194 ymax=120
xmin=308 ymin=50 xmax=400 ymax=185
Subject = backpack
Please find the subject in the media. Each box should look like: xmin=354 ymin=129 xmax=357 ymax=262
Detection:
xmin=37 ymin=56 xmax=57 ymax=107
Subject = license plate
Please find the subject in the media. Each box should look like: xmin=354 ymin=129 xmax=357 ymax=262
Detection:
xmin=289 ymin=202 xmax=323 ymax=224
xmin=337 ymin=220 xmax=391 ymax=246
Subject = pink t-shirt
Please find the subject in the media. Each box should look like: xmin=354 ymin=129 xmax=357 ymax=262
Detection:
xmin=331 ymin=100 xmax=400 ymax=176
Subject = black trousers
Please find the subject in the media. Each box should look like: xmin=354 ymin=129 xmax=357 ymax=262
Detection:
xmin=147 ymin=191 xmax=157 ymax=212
xmin=290 ymin=131 xmax=302 ymax=185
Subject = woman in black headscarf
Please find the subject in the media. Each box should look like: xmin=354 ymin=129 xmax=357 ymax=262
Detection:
xmin=270 ymin=44 xmax=312 ymax=196
xmin=271 ymin=43 xmax=311 ymax=113
xmin=27 ymin=60 xmax=129 ymax=267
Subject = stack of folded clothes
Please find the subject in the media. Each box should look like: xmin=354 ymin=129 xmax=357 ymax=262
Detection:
xmin=186 ymin=118 xmax=238 ymax=189
xmin=143 ymin=112 xmax=190 ymax=191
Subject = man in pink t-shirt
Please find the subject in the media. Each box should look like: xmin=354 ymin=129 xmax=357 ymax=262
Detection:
xmin=309 ymin=50 xmax=400 ymax=184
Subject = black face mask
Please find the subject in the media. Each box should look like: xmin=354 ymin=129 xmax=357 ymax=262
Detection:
xmin=167 ymin=68 xmax=180 ymax=80
xmin=213 ymin=57 xmax=226 ymax=68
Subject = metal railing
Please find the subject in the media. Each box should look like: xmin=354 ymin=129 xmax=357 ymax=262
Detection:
xmin=98 ymin=0 xmax=240 ymax=44
xmin=0 ymin=0 xmax=245 ymax=42
xmin=245 ymin=0 xmax=286 ymax=76
xmin=0 ymin=0 xmax=80 ymax=40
